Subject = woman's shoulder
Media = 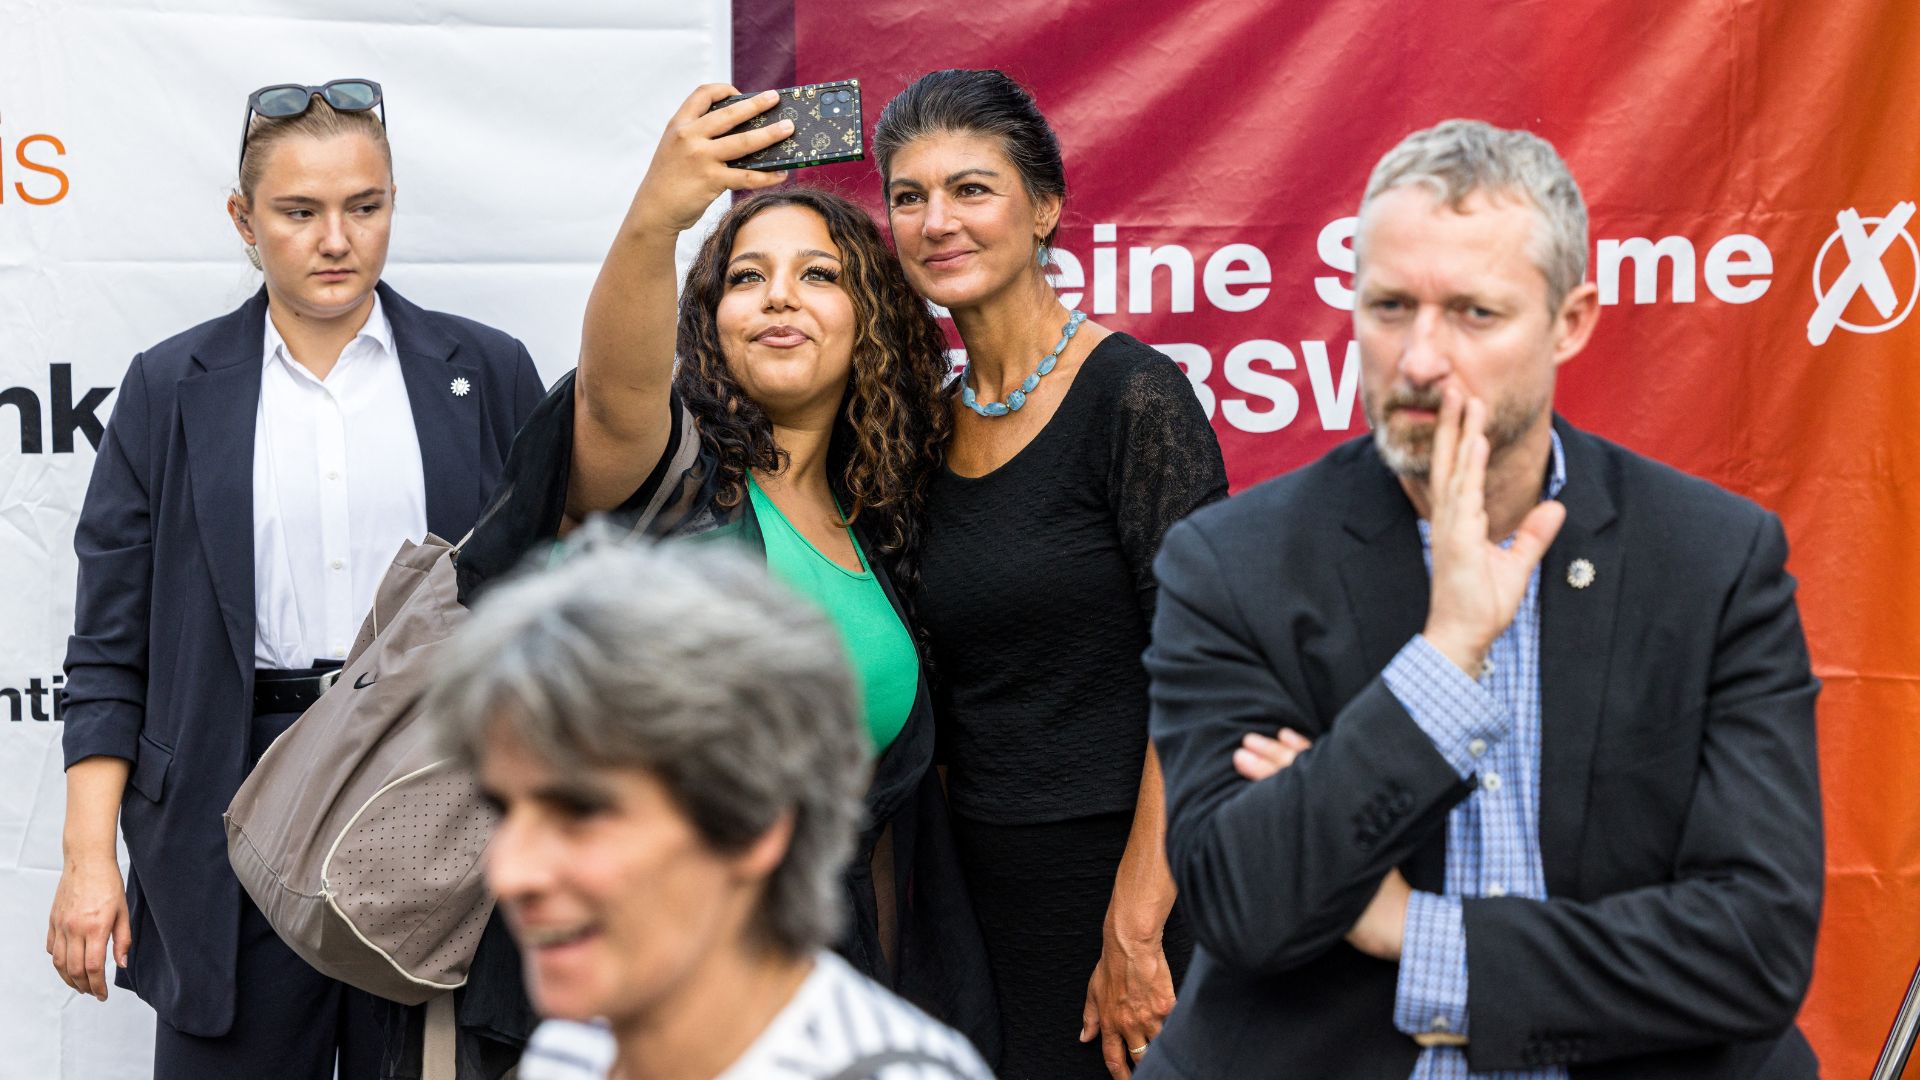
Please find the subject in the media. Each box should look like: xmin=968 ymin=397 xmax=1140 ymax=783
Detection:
xmin=762 ymin=952 xmax=996 ymax=1078
xmin=1079 ymin=331 xmax=1194 ymax=400
xmin=1075 ymin=331 xmax=1209 ymax=429
xmin=514 ymin=955 xmax=993 ymax=1080
xmin=1084 ymin=328 xmax=1165 ymax=367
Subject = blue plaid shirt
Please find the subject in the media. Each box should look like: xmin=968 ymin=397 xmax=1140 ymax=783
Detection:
xmin=1378 ymin=430 xmax=1567 ymax=1080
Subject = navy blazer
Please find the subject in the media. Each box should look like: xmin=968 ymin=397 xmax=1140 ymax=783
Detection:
xmin=1138 ymin=418 xmax=1822 ymax=1080
xmin=61 ymin=282 xmax=545 ymax=1037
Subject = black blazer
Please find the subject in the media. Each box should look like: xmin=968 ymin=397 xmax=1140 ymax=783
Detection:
xmin=1137 ymin=417 xmax=1822 ymax=1080
xmin=61 ymin=283 xmax=545 ymax=1037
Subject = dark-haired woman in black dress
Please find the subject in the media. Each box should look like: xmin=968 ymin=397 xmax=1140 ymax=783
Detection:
xmin=875 ymin=70 xmax=1229 ymax=1080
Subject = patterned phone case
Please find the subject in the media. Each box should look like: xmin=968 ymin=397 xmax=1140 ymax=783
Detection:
xmin=709 ymin=79 xmax=864 ymax=171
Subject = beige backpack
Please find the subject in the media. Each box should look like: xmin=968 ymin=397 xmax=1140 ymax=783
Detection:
xmin=225 ymin=393 xmax=702 ymax=1007
xmin=225 ymin=532 xmax=492 ymax=1005
xmin=226 ymin=395 xmax=701 ymax=1079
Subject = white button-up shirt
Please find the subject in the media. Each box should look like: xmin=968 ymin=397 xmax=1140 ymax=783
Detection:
xmin=252 ymin=295 xmax=427 ymax=668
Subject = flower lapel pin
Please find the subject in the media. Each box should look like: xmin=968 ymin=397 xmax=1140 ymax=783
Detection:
xmin=1567 ymin=557 xmax=1597 ymax=589
xmin=450 ymin=377 xmax=471 ymax=398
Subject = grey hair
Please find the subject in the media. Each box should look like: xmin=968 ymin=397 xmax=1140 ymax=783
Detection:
xmin=431 ymin=523 xmax=870 ymax=956
xmin=1358 ymin=119 xmax=1589 ymax=310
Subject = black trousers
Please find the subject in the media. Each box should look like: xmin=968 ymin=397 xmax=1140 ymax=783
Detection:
xmin=151 ymin=707 xmax=385 ymax=1080
xmin=152 ymin=895 xmax=386 ymax=1080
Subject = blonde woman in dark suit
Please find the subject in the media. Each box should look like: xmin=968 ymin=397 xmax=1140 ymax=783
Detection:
xmin=50 ymin=82 xmax=544 ymax=1079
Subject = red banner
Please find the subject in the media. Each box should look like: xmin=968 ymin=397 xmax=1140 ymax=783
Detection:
xmin=742 ymin=1 xmax=1920 ymax=1071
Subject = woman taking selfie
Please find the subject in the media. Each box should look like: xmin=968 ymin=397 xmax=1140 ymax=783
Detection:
xmin=457 ymin=83 xmax=995 ymax=1057
xmin=873 ymin=70 xmax=1230 ymax=1079
xmin=51 ymin=81 xmax=545 ymax=1078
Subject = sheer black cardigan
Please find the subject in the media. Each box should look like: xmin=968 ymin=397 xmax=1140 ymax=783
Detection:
xmin=382 ymin=371 xmax=999 ymax=1077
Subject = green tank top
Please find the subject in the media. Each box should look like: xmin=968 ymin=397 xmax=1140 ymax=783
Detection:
xmin=744 ymin=475 xmax=918 ymax=753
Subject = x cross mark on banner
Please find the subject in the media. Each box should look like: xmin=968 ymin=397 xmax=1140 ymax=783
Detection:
xmin=1807 ymin=201 xmax=1918 ymax=346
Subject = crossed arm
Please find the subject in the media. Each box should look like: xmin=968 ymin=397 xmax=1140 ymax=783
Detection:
xmin=1148 ymin=397 xmax=1822 ymax=1068
xmin=1150 ymin=394 xmax=1551 ymax=976
xmin=1212 ymin=513 xmax=1822 ymax=1066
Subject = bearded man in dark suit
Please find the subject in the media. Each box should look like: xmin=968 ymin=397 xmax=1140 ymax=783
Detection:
xmin=1134 ymin=120 xmax=1822 ymax=1080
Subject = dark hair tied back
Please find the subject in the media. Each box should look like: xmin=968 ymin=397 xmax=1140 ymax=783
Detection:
xmin=873 ymin=69 xmax=1067 ymax=246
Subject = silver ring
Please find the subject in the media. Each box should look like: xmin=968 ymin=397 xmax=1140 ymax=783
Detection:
xmin=1129 ymin=1044 xmax=1148 ymax=1056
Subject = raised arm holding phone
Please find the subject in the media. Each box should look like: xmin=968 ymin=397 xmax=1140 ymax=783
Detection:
xmin=561 ymin=86 xmax=790 ymax=520
xmin=455 ymin=83 xmax=997 ymax=1063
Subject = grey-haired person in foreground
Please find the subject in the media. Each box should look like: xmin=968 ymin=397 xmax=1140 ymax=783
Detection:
xmin=430 ymin=530 xmax=992 ymax=1080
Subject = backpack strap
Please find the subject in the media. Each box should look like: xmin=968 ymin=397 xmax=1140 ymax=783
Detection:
xmin=448 ymin=401 xmax=688 ymax=562
xmin=621 ymin=402 xmax=702 ymax=537
xmin=421 ymin=991 xmax=457 ymax=1080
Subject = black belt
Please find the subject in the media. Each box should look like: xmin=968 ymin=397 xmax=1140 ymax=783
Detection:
xmin=253 ymin=663 xmax=345 ymax=715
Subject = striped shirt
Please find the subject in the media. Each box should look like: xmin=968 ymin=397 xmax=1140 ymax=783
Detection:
xmin=516 ymin=951 xmax=993 ymax=1080
xmin=1379 ymin=430 xmax=1568 ymax=1080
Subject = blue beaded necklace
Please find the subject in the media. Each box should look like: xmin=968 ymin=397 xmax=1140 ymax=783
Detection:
xmin=959 ymin=308 xmax=1087 ymax=418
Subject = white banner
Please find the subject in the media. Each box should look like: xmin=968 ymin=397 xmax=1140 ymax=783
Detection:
xmin=0 ymin=2 xmax=729 ymax=1075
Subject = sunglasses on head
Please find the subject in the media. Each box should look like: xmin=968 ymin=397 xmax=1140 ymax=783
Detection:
xmin=238 ymin=79 xmax=385 ymax=176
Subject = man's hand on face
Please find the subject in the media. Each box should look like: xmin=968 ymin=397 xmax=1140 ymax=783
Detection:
xmin=1233 ymin=729 xmax=1410 ymax=961
xmin=1420 ymin=389 xmax=1565 ymax=677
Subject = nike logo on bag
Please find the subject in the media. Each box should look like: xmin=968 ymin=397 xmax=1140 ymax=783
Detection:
xmin=354 ymin=672 xmax=377 ymax=689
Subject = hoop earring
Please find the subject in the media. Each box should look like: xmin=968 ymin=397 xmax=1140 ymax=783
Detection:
xmin=245 ymin=245 xmax=263 ymax=271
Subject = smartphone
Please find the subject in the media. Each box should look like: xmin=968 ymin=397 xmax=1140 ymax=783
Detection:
xmin=708 ymin=79 xmax=864 ymax=171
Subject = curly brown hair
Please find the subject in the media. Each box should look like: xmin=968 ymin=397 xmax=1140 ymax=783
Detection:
xmin=674 ymin=187 xmax=953 ymax=591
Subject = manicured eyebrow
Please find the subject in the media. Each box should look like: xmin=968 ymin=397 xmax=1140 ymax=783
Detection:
xmin=728 ymin=249 xmax=841 ymax=267
xmin=888 ymin=168 xmax=1000 ymax=193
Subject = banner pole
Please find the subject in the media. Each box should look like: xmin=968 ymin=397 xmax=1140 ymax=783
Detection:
xmin=1870 ymin=952 xmax=1920 ymax=1080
